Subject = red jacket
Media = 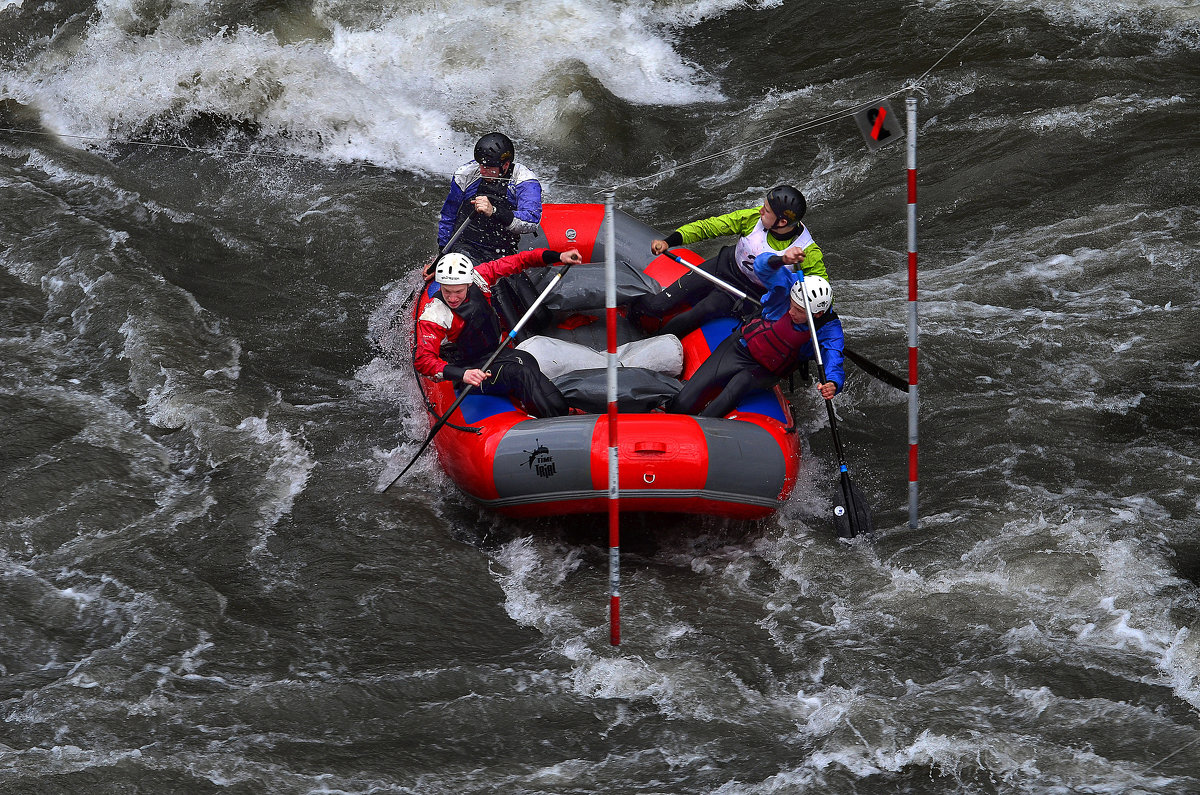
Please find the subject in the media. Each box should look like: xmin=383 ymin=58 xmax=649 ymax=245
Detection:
xmin=414 ymin=249 xmax=552 ymax=379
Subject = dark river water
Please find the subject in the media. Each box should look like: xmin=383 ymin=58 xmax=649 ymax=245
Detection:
xmin=2 ymin=0 xmax=1199 ymax=792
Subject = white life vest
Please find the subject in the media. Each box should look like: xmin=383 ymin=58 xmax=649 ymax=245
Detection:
xmin=733 ymin=220 xmax=815 ymax=283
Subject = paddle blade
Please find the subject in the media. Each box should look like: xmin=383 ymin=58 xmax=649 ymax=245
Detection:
xmin=832 ymin=473 xmax=874 ymax=539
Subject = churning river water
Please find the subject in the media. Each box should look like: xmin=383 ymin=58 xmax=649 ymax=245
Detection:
xmin=2 ymin=0 xmax=1199 ymax=792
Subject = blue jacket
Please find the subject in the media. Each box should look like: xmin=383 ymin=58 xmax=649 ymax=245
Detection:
xmin=438 ymin=162 xmax=542 ymax=252
xmin=751 ymin=251 xmax=846 ymax=392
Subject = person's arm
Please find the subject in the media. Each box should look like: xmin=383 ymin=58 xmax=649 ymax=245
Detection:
xmin=414 ymin=304 xmax=456 ymax=380
xmin=814 ymin=316 xmax=845 ymax=395
xmin=499 ymin=166 xmax=542 ymax=236
xmin=650 ymin=231 xmax=683 ymax=254
xmin=797 ymin=241 xmax=828 ymax=281
xmin=676 ymin=207 xmax=761 ymax=245
xmin=476 ymin=248 xmax=582 ymax=285
xmin=753 ymin=248 xmax=807 ymax=281
xmin=755 ymin=239 xmax=827 ymax=291
xmin=460 ymin=368 xmax=490 ymax=387
xmin=438 ymin=167 xmax=474 ymax=247
xmin=475 ymin=166 xmax=543 ymax=237
xmin=752 ymin=251 xmax=798 ymax=321
xmin=437 ymin=190 xmax=463 ymax=248
xmin=653 ymin=206 xmax=761 ymax=254
xmin=475 ymin=249 xmax=543 ymax=284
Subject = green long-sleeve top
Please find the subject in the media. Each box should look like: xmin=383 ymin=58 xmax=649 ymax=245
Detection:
xmin=663 ymin=206 xmax=827 ymax=280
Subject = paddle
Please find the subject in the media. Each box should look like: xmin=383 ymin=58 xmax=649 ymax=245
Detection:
xmin=661 ymin=251 xmax=905 ymax=393
xmin=397 ymin=212 xmax=478 ymax=317
xmin=795 ymin=276 xmax=875 ymax=539
xmin=662 ymin=250 xmax=872 ymax=536
xmin=383 ymin=259 xmax=578 ymax=490
xmin=662 ymin=251 xmax=757 ymax=306
xmin=432 ymin=212 xmax=478 ymax=274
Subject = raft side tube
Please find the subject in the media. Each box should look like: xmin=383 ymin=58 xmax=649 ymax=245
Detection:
xmin=486 ymin=413 xmax=789 ymax=512
xmin=528 ymin=204 xmax=663 ymax=274
xmin=696 ymin=417 xmax=787 ymax=502
xmin=492 ymin=416 xmax=600 ymax=499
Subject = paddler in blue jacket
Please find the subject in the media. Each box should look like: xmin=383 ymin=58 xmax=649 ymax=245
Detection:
xmin=667 ymin=253 xmax=844 ymax=417
xmin=437 ymin=132 xmax=543 ymax=262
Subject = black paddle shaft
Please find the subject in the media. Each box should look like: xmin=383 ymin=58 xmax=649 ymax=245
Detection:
xmin=811 ymin=359 xmax=850 ymax=469
xmin=396 ymin=213 xmax=479 ymax=319
xmin=388 ymin=337 xmax=506 ymax=486
xmin=811 ymin=357 xmax=875 ymax=539
xmin=796 ymin=277 xmax=874 ymax=540
xmin=843 ymin=347 xmax=908 ymax=393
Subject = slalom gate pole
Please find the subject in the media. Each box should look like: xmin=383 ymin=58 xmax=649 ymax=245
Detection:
xmin=906 ymin=95 xmax=920 ymax=529
xmin=604 ymin=191 xmax=621 ymax=646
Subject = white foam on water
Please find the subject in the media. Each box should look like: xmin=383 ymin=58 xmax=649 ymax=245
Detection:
xmin=849 ymin=206 xmax=1200 ymax=362
xmin=489 ymin=536 xmax=765 ymax=722
xmin=0 ymin=172 xmax=316 ymax=553
xmin=117 ymin=311 xmax=317 ymax=545
xmin=480 ymin=521 xmax=909 ymax=752
xmin=717 ymin=491 xmax=1200 ymax=786
xmin=873 ymin=508 xmax=1200 ymax=709
xmin=3 ymin=0 xmax=734 ymax=174
xmin=653 ymin=0 xmax=786 ymax=27
xmin=705 ymin=682 xmax=1190 ymax=791
xmin=939 ymin=92 xmax=1188 ymax=137
xmin=357 ymin=279 xmax=457 ymax=491
xmin=492 ymin=536 xmax=590 ymax=637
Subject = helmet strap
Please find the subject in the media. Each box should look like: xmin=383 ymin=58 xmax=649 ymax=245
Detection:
xmin=769 ymin=219 xmax=799 ymax=239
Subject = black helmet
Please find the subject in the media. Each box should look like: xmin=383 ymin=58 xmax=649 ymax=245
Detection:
xmin=765 ymin=184 xmax=806 ymax=225
xmin=474 ymin=132 xmax=515 ymax=170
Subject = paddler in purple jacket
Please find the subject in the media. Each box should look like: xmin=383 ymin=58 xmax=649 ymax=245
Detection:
xmin=436 ymin=132 xmax=543 ymax=263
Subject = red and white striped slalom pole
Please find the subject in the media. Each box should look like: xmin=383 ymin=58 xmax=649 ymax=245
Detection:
xmin=906 ymin=96 xmax=920 ymax=529
xmin=604 ymin=191 xmax=621 ymax=645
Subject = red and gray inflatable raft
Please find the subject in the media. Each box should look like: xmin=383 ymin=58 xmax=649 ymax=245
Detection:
xmin=411 ymin=203 xmax=801 ymax=519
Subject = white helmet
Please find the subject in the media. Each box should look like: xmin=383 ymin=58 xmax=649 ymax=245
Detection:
xmin=435 ymin=253 xmax=475 ymax=285
xmin=790 ymin=275 xmax=832 ymax=315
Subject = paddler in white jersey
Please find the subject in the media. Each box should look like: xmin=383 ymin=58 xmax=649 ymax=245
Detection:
xmin=627 ymin=185 xmax=827 ymax=340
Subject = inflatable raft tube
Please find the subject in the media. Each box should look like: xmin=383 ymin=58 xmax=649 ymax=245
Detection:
xmin=410 ymin=203 xmax=800 ymax=520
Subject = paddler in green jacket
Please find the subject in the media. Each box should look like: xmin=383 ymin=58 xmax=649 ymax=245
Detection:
xmin=628 ymin=185 xmax=828 ymax=339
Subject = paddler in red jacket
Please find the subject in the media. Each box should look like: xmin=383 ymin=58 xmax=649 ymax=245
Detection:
xmin=415 ymin=248 xmax=582 ymax=418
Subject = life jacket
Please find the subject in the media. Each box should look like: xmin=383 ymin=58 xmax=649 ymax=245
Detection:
xmin=732 ymin=220 xmax=812 ymax=283
xmin=441 ymin=283 xmax=502 ymax=365
xmin=456 ymin=179 xmax=520 ymax=257
xmin=741 ymin=310 xmax=835 ymax=376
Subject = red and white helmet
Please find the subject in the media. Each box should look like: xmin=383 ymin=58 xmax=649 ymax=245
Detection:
xmin=790 ymin=275 xmax=832 ymax=314
xmin=435 ymin=253 xmax=475 ymax=285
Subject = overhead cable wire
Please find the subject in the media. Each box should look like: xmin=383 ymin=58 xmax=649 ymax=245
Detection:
xmin=605 ymin=4 xmax=999 ymax=195
xmin=909 ymin=4 xmax=1001 ymax=90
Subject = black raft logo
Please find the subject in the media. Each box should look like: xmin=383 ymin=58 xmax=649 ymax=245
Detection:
xmin=523 ymin=440 xmax=557 ymax=479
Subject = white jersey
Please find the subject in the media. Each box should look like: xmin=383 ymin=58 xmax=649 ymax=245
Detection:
xmin=733 ymin=220 xmax=814 ymax=284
